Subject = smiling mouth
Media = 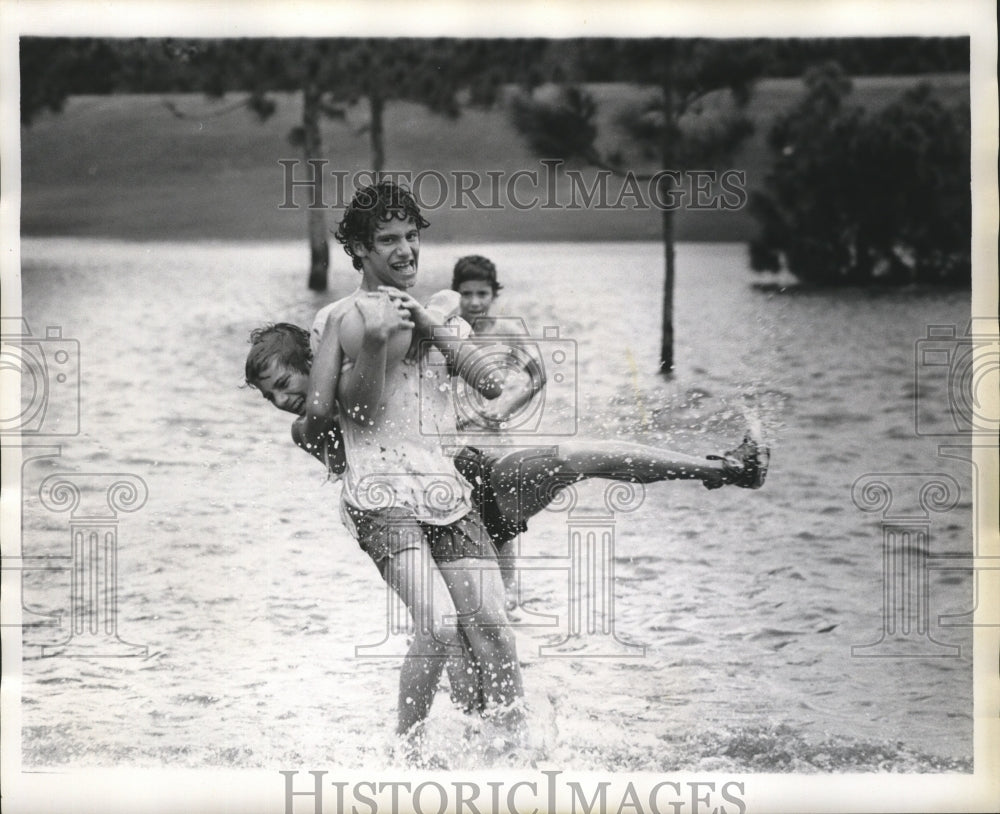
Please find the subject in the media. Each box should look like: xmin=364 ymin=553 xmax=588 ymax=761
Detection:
xmin=292 ymin=397 xmax=305 ymax=414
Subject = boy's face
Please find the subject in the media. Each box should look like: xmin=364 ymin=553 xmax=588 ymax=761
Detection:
xmin=457 ymin=280 xmax=496 ymax=324
xmin=254 ymin=358 xmax=311 ymax=415
xmin=355 ymin=217 xmax=420 ymax=290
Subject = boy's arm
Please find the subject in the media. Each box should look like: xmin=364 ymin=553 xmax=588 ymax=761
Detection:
xmin=304 ymin=309 xmax=345 ymax=427
xmin=401 ymin=289 xmax=460 ymax=364
xmin=338 ymin=293 xmax=414 ymax=425
xmin=289 ymin=309 xmax=348 ymax=474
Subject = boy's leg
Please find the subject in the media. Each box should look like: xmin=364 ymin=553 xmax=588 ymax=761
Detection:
xmin=438 ymin=555 xmax=524 ymax=716
xmin=381 ymin=539 xmax=466 ymax=735
xmin=448 ymin=627 xmax=485 ymax=714
xmin=488 ymin=432 xmax=768 ymax=526
xmin=450 ymin=447 xmax=522 ymax=615
xmin=494 ymin=539 xmax=519 ymax=613
xmin=557 ymin=439 xmax=724 ymax=484
xmin=564 ymin=433 xmax=768 ymax=489
xmin=487 ymin=447 xmax=578 ymax=526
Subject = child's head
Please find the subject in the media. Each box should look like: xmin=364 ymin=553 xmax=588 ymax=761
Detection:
xmin=334 ymin=181 xmax=430 ymax=271
xmin=451 ymin=255 xmax=502 ymax=323
xmin=244 ymin=323 xmax=312 ymax=415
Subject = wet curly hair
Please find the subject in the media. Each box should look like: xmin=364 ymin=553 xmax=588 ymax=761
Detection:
xmin=334 ymin=181 xmax=430 ymax=271
xmin=244 ymin=323 xmax=312 ymax=388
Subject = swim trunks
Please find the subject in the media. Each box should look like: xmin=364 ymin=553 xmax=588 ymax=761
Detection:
xmin=343 ymin=502 xmax=497 ymax=578
xmin=451 ymin=446 xmax=528 ymax=548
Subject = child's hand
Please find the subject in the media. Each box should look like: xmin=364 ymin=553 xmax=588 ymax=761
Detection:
xmin=378 ymin=286 xmax=433 ymax=333
xmin=354 ymin=291 xmax=414 ymax=341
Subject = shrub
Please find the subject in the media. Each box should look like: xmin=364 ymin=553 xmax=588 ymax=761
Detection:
xmin=750 ymin=63 xmax=970 ymax=285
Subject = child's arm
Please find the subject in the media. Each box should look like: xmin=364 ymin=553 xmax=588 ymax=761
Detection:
xmin=402 ymin=289 xmax=460 ymax=364
xmin=477 ymin=352 xmax=547 ymax=425
xmin=402 ymin=289 xmax=459 ymax=364
xmin=381 ymin=287 xmax=503 ymax=399
xmin=291 ymin=415 xmax=347 ymax=475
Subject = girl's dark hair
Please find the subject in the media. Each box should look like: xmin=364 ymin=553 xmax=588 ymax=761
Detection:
xmin=334 ymin=181 xmax=430 ymax=270
xmin=244 ymin=323 xmax=312 ymax=387
xmin=451 ymin=255 xmax=502 ymax=294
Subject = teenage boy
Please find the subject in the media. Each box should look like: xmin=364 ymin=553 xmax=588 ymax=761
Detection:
xmin=302 ymin=182 xmax=523 ymax=740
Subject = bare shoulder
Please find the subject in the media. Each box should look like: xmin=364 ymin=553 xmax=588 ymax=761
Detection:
xmin=311 ymin=293 xmax=361 ymax=351
xmin=336 ymin=294 xmax=372 ymax=361
xmin=313 ymin=295 xmax=357 ymax=330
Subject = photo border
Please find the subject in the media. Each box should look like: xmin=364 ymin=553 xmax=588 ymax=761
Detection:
xmin=1 ymin=1 xmax=997 ymax=812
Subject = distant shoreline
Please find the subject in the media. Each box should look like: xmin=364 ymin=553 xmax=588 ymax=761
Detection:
xmin=20 ymin=75 xmax=968 ymax=244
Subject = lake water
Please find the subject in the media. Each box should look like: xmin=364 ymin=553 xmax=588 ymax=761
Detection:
xmin=12 ymin=238 xmax=975 ymax=772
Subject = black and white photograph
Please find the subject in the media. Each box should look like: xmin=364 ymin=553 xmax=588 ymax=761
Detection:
xmin=1 ymin=1 xmax=997 ymax=812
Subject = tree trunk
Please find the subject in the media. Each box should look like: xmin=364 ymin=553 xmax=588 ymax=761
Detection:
xmin=369 ymin=92 xmax=385 ymax=175
xmin=303 ymin=81 xmax=329 ymax=291
xmin=659 ymin=197 xmax=676 ymax=375
xmin=658 ymin=58 xmax=676 ymax=375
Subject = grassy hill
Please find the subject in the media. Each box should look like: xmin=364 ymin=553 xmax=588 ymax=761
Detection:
xmin=19 ymin=74 xmax=968 ymax=243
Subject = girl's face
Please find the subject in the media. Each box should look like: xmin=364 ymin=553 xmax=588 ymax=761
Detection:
xmin=457 ymin=280 xmax=496 ymax=324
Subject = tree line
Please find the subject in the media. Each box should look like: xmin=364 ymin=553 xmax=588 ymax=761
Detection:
xmin=19 ymin=36 xmax=970 ymax=371
xmin=20 ymin=36 xmax=968 ymax=122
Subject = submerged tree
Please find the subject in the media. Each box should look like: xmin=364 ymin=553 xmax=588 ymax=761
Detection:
xmin=510 ymin=39 xmax=762 ymax=374
xmin=191 ymin=38 xmax=545 ymax=290
xmin=749 ymin=62 xmax=970 ymax=285
xmin=20 ymin=37 xmax=545 ymax=291
xmin=188 ymin=40 xmax=344 ymax=291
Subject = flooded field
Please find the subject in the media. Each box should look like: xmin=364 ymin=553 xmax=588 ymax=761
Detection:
xmin=12 ymin=238 xmax=975 ymax=772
